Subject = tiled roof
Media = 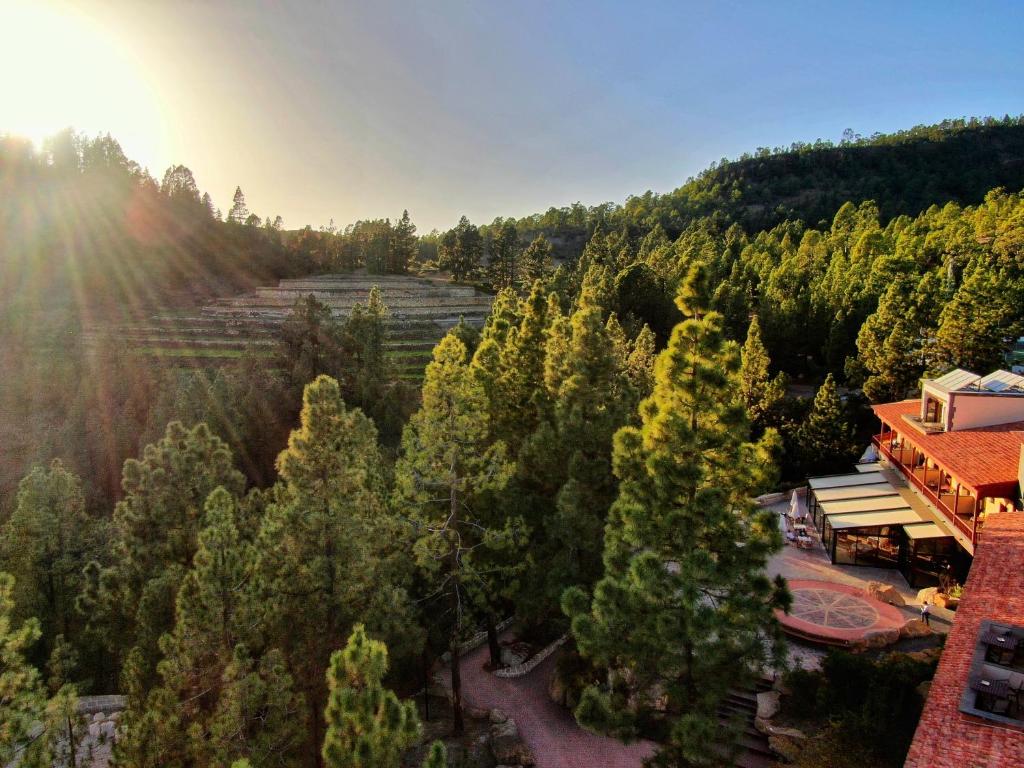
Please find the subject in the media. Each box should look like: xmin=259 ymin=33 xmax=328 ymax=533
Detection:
xmin=905 ymin=512 xmax=1024 ymax=766
xmin=873 ymin=400 xmax=1024 ymax=496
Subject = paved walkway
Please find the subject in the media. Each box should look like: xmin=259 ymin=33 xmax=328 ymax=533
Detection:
xmin=454 ymin=639 xmax=654 ymax=768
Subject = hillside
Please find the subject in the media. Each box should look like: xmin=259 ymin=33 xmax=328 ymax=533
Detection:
xmin=504 ymin=117 xmax=1024 ymax=259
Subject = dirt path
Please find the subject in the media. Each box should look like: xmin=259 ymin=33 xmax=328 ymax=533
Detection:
xmin=454 ymin=640 xmax=655 ymax=768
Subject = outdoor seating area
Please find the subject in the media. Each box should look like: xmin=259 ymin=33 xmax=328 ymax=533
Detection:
xmin=801 ymin=471 xmax=971 ymax=588
xmin=783 ymin=491 xmax=816 ymax=549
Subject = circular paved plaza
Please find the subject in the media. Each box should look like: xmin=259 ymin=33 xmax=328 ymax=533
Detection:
xmin=777 ymin=579 xmax=907 ymax=645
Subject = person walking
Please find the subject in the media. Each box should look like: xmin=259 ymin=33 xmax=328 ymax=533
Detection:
xmin=921 ymin=601 xmax=931 ymax=627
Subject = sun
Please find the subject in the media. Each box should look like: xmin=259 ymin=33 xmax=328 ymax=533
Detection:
xmin=0 ymin=0 xmax=164 ymax=165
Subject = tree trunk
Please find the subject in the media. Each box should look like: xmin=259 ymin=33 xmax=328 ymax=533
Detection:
xmin=486 ymin=611 xmax=501 ymax=669
xmin=422 ymin=651 xmax=431 ymax=721
xmin=451 ymin=636 xmax=465 ymax=735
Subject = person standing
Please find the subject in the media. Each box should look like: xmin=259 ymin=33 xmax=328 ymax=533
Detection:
xmin=921 ymin=601 xmax=931 ymax=627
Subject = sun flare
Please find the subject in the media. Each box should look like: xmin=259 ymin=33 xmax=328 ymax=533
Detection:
xmin=0 ymin=1 xmax=164 ymax=163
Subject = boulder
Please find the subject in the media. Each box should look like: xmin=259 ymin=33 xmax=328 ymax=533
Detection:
xmin=489 ymin=707 xmax=509 ymax=724
xmin=864 ymin=581 xmax=906 ymax=607
xmin=851 ymin=627 xmax=900 ymax=652
xmin=756 ymin=690 xmax=781 ymax=720
xmin=772 ymin=676 xmax=792 ymax=696
xmin=500 ymin=647 xmax=526 ymax=667
xmin=900 ymin=618 xmax=933 ymax=639
xmin=917 ymin=680 xmax=932 ymax=700
xmin=933 ymin=594 xmax=959 ymax=610
xmin=466 ymin=706 xmax=490 ymax=720
xmin=917 ymin=587 xmax=939 ymax=605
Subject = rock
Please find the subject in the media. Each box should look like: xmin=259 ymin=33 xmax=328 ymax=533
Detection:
xmin=769 ymin=734 xmax=802 ymax=762
xmin=863 ymin=627 xmax=900 ymax=648
xmin=489 ymin=707 xmax=509 ymax=724
xmin=772 ymin=676 xmax=792 ymax=696
xmin=900 ymin=618 xmax=933 ymax=639
xmin=756 ymin=690 xmax=781 ymax=720
xmin=500 ymin=647 xmax=526 ymax=667
xmin=466 ymin=706 xmax=490 ymax=720
xmin=92 ymin=712 xmax=105 ymax=724
xmin=88 ymin=722 xmax=101 ymax=739
xmin=864 ymin=581 xmax=906 ymax=607
xmin=917 ymin=680 xmax=932 ymax=700
xmin=491 ymin=717 xmax=534 ymax=766
xmin=917 ymin=586 xmax=939 ymax=605
xmin=934 ymin=594 xmax=959 ymax=610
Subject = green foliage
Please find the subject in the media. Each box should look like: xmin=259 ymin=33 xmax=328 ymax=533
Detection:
xmin=437 ymin=216 xmax=483 ymax=281
xmin=798 ymin=374 xmax=860 ymax=475
xmin=783 ymin=651 xmax=937 ymax=768
xmin=83 ymin=421 xmax=246 ymax=691
xmin=395 ymin=335 xmax=515 ymax=730
xmin=488 ymin=218 xmax=520 ymax=290
xmin=565 ymin=264 xmax=787 ymax=767
xmin=260 ymin=375 xmax=419 ymax=758
xmin=115 ymin=488 xmax=305 ymax=767
xmin=321 ymin=625 xmax=421 ymax=768
xmin=0 ymin=461 xmax=103 ymax=671
xmin=0 ymin=573 xmax=51 ymax=767
xmin=519 ymin=235 xmax=554 ymax=286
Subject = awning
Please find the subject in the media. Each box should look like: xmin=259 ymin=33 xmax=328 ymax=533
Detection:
xmin=812 ymin=484 xmax=899 ymax=503
xmin=855 ymin=462 xmax=884 ymax=473
xmin=820 ymin=495 xmax=914 ymax=516
xmin=903 ymin=522 xmax=951 ymax=540
xmin=827 ymin=509 xmax=923 ymax=530
xmin=808 ymin=472 xmax=886 ymax=490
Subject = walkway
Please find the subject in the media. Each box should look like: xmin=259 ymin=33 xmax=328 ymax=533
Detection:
xmin=454 ymin=639 xmax=654 ymax=768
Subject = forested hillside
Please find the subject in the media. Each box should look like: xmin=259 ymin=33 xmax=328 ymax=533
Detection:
xmin=3 ymin=116 xmax=1024 ymax=767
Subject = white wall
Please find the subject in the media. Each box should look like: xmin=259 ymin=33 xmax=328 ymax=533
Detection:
xmin=948 ymin=394 xmax=1024 ymax=430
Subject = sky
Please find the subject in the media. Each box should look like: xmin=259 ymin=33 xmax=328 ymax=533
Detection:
xmin=1 ymin=0 xmax=1022 ymax=232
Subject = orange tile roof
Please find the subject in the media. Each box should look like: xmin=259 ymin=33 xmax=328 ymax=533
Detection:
xmin=872 ymin=399 xmax=1024 ymax=496
xmin=905 ymin=512 xmax=1024 ymax=766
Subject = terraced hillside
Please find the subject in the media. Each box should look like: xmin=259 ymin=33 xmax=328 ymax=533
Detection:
xmin=85 ymin=272 xmax=494 ymax=381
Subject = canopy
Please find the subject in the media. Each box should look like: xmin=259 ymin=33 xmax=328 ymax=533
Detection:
xmin=808 ymin=472 xmax=886 ymax=490
xmin=855 ymin=462 xmax=884 ymax=473
xmin=826 ymin=509 xmax=923 ymax=530
xmin=903 ymin=522 xmax=952 ymax=540
xmin=811 ymin=484 xmax=899 ymax=503
xmin=820 ymin=495 xmax=914 ymax=516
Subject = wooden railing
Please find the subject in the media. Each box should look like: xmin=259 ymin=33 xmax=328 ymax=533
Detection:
xmin=872 ymin=436 xmax=976 ymax=543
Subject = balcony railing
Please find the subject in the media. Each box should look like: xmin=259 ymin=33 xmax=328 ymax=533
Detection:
xmin=873 ymin=436 xmax=977 ymax=543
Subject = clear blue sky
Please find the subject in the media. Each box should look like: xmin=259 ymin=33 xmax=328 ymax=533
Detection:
xmin=10 ymin=0 xmax=1024 ymax=231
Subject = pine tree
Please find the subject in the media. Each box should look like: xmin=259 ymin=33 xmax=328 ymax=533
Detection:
xmin=625 ymin=324 xmax=657 ymax=401
xmin=1 ymin=460 xmax=100 ymax=665
xmin=798 ymin=373 xmax=859 ymax=475
xmin=389 ymin=210 xmax=417 ymax=274
xmin=82 ymin=422 xmax=246 ymax=691
xmin=394 ymin=336 xmax=514 ymax=734
xmin=115 ymin=488 xmax=305 ymax=768
xmin=488 ymin=219 xmax=519 ymax=290
xmin=563 ymin=263 xmax=787 ymax=768
xmin=517 ymin=290 xmax=633 ymax=623
xmin=519 ymin=235 xmax=554 ymax=286
xmin=0 ymin=573 xmax=51 ymax=768
xmin=934 ymin=262 xmax=1021 ymax=373
xmin=259 ymin=375 xmax=417 ymax=761
xmin=342 ymin=286 xmax=391 ymax=415
xmin=421 ymin=742 xmax=447 ymax=768
xmin=228 ymin=186 xmax=249 ymax=224
xmin=740 ymin=316 xmax=785 ymax=431
xmin=321 ymin=625 xmax=421 ymax=768
xmin=437 ymin=216 xmax=483 ymax=281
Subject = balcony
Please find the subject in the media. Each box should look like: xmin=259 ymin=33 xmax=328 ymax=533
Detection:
xmin=873 ymin=435 xmax=981 ymax=544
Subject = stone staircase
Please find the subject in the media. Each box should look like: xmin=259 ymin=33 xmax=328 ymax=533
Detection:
xmin=718 ymin=682 xmax=776 ymax=768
